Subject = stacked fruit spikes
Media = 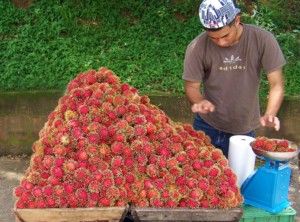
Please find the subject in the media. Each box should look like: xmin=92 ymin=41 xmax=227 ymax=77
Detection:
xmin=14 ymin=67 xmax=243 ymax=209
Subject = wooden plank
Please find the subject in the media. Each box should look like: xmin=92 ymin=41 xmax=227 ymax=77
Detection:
xmin=14 ymin=206 xmax=128 ymax=222
xmin=131 ymin=207 xmax=243 ymax=222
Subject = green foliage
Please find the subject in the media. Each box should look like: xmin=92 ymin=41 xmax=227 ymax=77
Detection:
xmin=0 ymin=0 xmax=299 ymax=96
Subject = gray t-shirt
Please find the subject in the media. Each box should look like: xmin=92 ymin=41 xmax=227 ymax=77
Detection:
xmin=183 ymin=24 xmax=286 ymax=134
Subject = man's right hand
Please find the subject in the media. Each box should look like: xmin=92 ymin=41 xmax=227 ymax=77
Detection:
xmin=191 ymin=100 xmax=215 ymax=114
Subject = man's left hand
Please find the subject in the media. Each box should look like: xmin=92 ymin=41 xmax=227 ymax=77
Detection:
xmin=260 ymin=115 xmax=280 ymax=131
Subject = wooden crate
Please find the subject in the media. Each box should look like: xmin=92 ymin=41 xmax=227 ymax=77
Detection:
xmin=14 ymin=206 xmax=128 ymax=222
xmin=131 ymin=207 xmax=243 ymax=222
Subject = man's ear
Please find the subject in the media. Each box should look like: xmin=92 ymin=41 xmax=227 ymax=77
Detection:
xmin=234 ymin=15 xmax=241 ymax=26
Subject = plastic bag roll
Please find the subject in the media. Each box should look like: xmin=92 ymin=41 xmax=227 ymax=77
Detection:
xmin=228 ymin=135 xmax=256 ymax=188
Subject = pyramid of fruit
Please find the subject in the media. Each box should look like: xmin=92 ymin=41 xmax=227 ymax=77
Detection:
xmin=14 ymin=67 xmax=243 ymax=209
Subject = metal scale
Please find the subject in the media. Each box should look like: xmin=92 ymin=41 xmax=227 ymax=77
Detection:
xmin=241 ymin=140 xmax=299 ymax=213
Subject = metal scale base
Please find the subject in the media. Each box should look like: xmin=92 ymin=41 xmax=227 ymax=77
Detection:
xmin=241 ymin=160 xmax=291 ymax=213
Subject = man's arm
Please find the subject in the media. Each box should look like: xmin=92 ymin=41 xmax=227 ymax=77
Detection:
xmin=185 ymin=81 xmax=215 ymax=114
xmin=260 ymin=68 xmax=284 ymax=131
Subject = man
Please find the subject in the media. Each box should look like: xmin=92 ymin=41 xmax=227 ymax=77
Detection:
xmin=183 ymin=0 xmax=285 ymax=157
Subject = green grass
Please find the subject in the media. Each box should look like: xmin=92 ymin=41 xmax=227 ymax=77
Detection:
xmin=0 ymin=0 xmax=299 ymax=96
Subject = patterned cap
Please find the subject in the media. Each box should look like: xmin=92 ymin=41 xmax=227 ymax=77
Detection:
xmin=199 ymin=0 xmax=241 ymax=29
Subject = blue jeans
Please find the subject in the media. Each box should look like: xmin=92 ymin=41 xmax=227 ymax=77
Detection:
xmin=193 ymin=114 xmax=255 ymax=158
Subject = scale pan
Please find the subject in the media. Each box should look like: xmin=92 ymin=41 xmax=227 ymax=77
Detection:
xmin=250 ymin=140 xmax=299 ymax=161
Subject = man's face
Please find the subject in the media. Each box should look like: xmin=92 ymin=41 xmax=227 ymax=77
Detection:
xmin=206 ymin=23 xmax=239 ymax=48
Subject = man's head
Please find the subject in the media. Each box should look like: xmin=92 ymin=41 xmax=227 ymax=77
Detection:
xmin=199 ymin=0 xmax=242 ymax=47
xmin=199 ymin=0 xmax=240 ymax=30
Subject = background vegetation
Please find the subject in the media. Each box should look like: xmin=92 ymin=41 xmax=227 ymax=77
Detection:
xmin=0 ymin=0 xmax=299 ymax=96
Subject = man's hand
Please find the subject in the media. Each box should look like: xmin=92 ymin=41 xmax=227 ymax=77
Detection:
xmin=260 ymin=115 xmax=280 ymax=131
xmin=191 ymin=100 xmax=215 ymax=114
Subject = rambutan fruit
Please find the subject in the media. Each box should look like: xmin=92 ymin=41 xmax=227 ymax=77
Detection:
xmin=111 ymin=142 xmax=124 ymax=155
xmin=51 ymin=166 xmax=64 ymax=179
xmin=32 ymin=187 xmax=43 ymax=198
xmin=103 ymin=178 xmax=114 ymax=189
xmin=122 ymin=147 xmax=133 ymax=157
xmin=165 ymin=199 xmax=177 ymax=208
xmin=53 ymin=185 xmax=64 ymax=197
xmin=77 ymin=149 xmax=89 ymax=161
xmin=106 ymin=186 xmax=120 ymax=199
xmin=71 ymin=127 xmax=84 ymax=140
xmin=63 ymin=159 xmax=77 ymax=173
xmin=150 ymin=197 xmax=164 ymax=207
xmin=111 ymin=156 xmax=123 ymax=168
xmin=211 ymin=149 xmax=223 ymax=160
xmin=75 ymin=188 xmax=88 ymax=200
xmin=203 ymin=159 xmax=214 ymax=168
xmin=191 ymin=159 xmax=202 ymax=170
xmin=125 ymin=173 xmax=135 ymax=183
xmin=158 ymin=146 xmax=171 ymax=158
xmin=45 ymin=197 xmax=56 ymax=208
xmin=85 ymin=73 xmax=97 ymax=85
xmin=200 ymin=197 xmax=210 ymax=208
xmin=74 ymin=168 xmax=89 ymax=182
xmin=134 ymin=125 xmax=147 ymax=137
xmin=123 ymin=157 xmax=135 ymax=168
xmin=89 ymin=192 xmax=100 ymax=202
xmin=147 ymin=188 xmax=160 ymax=199
xmin=209 ymin=196 xmax=220 ymax=207
xmin=99 ymin=144 xmax=110 ymax=157
xmin=99 ymin=197 xmax=111 ymax=207
xmin=167 ymin=157 xmax=179 ymax=169
xmin=143 ymin=179 xmax=154 ymax=189
xmin=157 ymin=156 xmax=167 ymax=168
xmin=168 ymin=143 xmax=183 ymax=154
xmin=175 ymin=151 xmax=187 ymax=164
xmin=78 ymin=104 xmax=89 ymax=115
xmin=43 ymin=155 xmax=54 ymax=169
xmin=35 ymin=199 xmax=46 ymax=209
xmin=120 ymin=82 xmax=131 ymax=92
xmin=48 ymin=175 xmax=60 ymax=186
xmin=62 ymin=183 xmax=73 ymax=196
xmin=186 ymin=178 xmax=198 ymax=189
xmin=187 ymin=148 xmax=198 ymax=159
xmin=198 ymin=178 xmax=209 ymax=192
xmin=114 ymin=176 xmax=125 ymax=187
xmin=264 ymin=140 xmax=276 ymax=151
xmin=43 ymin=186 xmax=54 ymax=197
xmin=27 ymin=200 xmax=37 ymax=209
xmin=138 ymin=95 xmax=150 ymax=105
xmin=87 ymin=133 xmax=100 ymax=144
xmin=67 ymin=193 xmax=78 ymax=207
xmin=208 ymin=165 xmax=221 ymax=178
xmin=206 ymin=186 xmax=217 ymax=197
xmin=54 ymin=157 xmax=65 ymax=167
xmin=64 ymin=110 xmax=79 ymax=122
xmin=189 ymin=188 xmax=203 ymax=200
xmin=89 ymin=155 xmax=102 ymax=165
xmin=114 ymin=132 xmax=127 ymax=143
xmin=134 ymin=152 xmax=147 ymax=166
xmin=175 ymin=176 xmax=187 ymax=186
xmin=169 ymin=167 xmax=182 ymax=177
xmin=136 ymin=199 xmax=149 ymax=207
xmin=107 ymin=110 xmax=117 ymax=121
xmin=22 ymin=180 xmax=34 ymax=191
xmin=186 ymin=198 xmax=200 ymax=208
xmin=14 ymin=186 xmax=24 ymax=197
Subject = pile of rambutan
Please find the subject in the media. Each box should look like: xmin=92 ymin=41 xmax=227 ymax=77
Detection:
xmin=14 ymin=67 xmax=243 ymax=209
xmin=251 ymin=137 xmax=295 ymax=152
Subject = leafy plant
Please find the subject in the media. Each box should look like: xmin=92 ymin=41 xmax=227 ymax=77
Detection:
xmin=0 ymin=0 xmax=299 ymax=96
